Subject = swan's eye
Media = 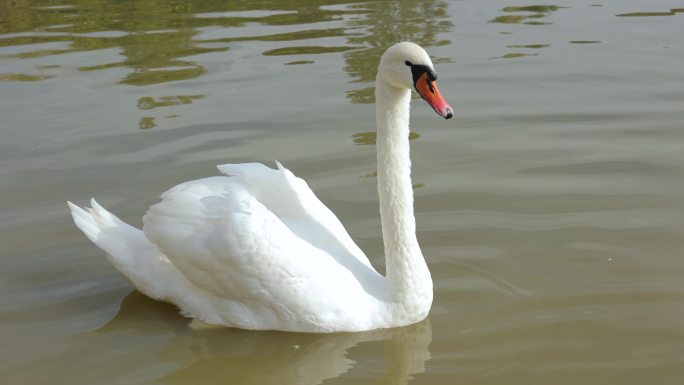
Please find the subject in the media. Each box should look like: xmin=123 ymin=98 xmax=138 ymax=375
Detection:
xmin=405 ymin=61 xmax=412 ymax=66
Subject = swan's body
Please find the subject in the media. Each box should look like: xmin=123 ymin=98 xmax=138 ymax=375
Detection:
xmin=69 ymin=42 xmax=452 ymax=332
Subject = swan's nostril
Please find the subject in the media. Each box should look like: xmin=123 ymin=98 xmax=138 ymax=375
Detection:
xmin=444 ymin=107 xmax=453 ymax=119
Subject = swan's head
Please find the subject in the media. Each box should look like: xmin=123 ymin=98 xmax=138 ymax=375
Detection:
xmin=378 ymin=42 xmax=453 ymax=119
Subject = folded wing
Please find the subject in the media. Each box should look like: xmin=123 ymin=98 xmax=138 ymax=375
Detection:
xmin=142 ymin=163 xmax=382 ymax=320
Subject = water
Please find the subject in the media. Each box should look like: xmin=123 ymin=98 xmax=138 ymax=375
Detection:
xmin=1 ymin=0 xmax=684 ymax=383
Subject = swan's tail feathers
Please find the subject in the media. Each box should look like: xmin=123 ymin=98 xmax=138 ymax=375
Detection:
xmin=67 ymin=199 xmax=179 ymax=301
xmin=68 ymin=199 xmax=144 ymax=265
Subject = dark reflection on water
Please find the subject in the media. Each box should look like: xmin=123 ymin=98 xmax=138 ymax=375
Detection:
xmin=285 ymin=59 xmax=315 ymax=65
xmin=0 ymin=0 xmax=454 ymax=136
xmin=491 ymin=52 xmax=539 ymax=60
xmin=503 ymin=5 xmax=566 ymax=13
xmin=616 ymin=8 xmax=684 ymax=17
xmin=506 ymin=44 xmax=550 ymax=49
xmin=263 ymin=45 xmax=354 ymax=56
xmin=0 ymin=0 xmax=456 ymax=145
xmin=0 ymin=72 xmax=52 ymax=81
xmin=137 ymin=95 xmax=204 ymax=111
xmin=0 ymin=0 xmax=450 ymax=91
xmin=489 ymin=4 xmax=567 ymax=25
xmin=488 ymin=5 xmax=567 ymax=59
xmin=0 ymin=0 xmax=360 ymax=85
xmin=97 ymin=291 xmax=432 ymax=385
xmin=139 ymin=117 xmax=156 ymax=129
xmin=198 ymin=27 xmax=347 ymax=45
xmin=0 ymin=0 xmax=257 ymax=85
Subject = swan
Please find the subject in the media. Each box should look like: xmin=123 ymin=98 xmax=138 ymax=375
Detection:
xmin=68 ymin=42 xmax=453 ymax=332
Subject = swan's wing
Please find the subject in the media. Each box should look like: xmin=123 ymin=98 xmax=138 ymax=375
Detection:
xmin=142 ymin=170 xmax=382 ymax=322
xmin=144 ymin=179 xmax=342 ymax=300
xmin=217 ymin=162 xmax=374 ymax=269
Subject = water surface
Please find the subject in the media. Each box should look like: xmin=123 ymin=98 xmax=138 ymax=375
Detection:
xmin=2 ymin=0 xmax=684 ymax=384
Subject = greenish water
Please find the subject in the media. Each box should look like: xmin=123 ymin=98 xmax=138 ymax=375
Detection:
xmin=1 ymin=0 xmax=684 ymax=384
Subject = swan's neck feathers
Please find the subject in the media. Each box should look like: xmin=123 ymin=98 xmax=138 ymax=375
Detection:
xmin=375 ymin=78 xmax=433 ymax=321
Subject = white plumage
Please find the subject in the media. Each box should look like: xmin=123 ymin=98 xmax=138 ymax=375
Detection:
xmin=68 ymin=42 xmax=452 ymax=332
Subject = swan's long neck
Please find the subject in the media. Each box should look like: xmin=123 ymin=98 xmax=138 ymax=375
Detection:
xmin=375 ymin=78 xmax=433 ymax=318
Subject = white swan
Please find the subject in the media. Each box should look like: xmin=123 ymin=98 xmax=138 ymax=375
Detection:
xmin=68 ymin=42 xmax=453 ymax=332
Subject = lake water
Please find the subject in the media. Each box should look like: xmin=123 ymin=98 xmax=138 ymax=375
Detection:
xmin=1 ymin=0 xmax=684 ymax=384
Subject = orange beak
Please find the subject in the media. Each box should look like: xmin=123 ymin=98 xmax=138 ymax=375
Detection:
xmin=414 ymin=72 xmax=453 ymax=119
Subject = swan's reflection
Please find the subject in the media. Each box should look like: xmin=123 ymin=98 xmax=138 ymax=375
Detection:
xmin=99 ymin=291 xmax=432 ymax=385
